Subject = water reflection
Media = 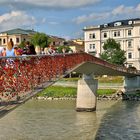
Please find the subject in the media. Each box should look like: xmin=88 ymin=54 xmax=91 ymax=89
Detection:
xmin=95 ymin=101 xmax=140 ymax=140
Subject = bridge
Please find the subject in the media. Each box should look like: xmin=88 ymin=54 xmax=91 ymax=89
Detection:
xmin=0 ymin=53 xmax=140 ymax=114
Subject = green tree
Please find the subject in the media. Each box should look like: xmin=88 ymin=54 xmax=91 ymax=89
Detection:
xmin=18 ymin=40 xmax=26 ymax=49
xmin=31 ymin=32 xmax=51 ymax=48
xmin=57 ymin=46 xmax=72 ymax=53
xmin=100 ymin=38 xmax=126 ymax=65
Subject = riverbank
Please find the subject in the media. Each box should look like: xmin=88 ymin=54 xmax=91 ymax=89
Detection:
xmin=35 ymin=83 xmax=140 ymax=101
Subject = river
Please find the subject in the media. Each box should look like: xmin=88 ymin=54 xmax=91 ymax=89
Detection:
xmin=0 ymin=100 xmax=140 ymax=140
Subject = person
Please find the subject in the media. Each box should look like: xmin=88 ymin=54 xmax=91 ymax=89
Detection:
xmin=0 ymin=47 xmax=3 ymax=56
xmin=44 ymin=47 xmax=48 ymax=55
xmin=2 ymin=47 xmax=6 ymax=56
xmin=5 ymin=40 xmax=16 ymax=67
xmin=29 ymin=44 xmax=36 ymax=55
xmin=22 ymin=41 xmax=36 ymax=55
xmin=6 ymin=39 xmax=16 ymax=57
xmin=47 ymin=45 xmax=55 ymax=54
xmin=14 ymin=46 xmax=23 ymax=56
xmin=22 ymin=41 xmax=30 ymax=55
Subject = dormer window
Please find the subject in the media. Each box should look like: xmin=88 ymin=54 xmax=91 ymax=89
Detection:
xmin=128 ymin=21 xmax=132 ymax=25
xmin=104 ymin=24 xmax=108 ymax=27
xmin=114 ymin=22 xmax=122 ymax=26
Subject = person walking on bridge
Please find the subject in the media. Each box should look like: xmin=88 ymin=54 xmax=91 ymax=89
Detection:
xmin=6 ymin=39 xmax=16 ymax=57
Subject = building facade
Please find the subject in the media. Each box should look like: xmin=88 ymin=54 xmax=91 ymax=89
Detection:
xmin=84 ymin=18 xmax=140 ymax=69
xmin=0 ymin=28 xmax=36 ymax=47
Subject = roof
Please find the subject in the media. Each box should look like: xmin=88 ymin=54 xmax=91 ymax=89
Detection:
xmin=48 ymin=35 xmax=65 ymax=41
xmin=84 ymin=18 xmax=140 ymax=30
xmin=0 ymin=28 xmax=36 ymax=35
xmin=100 ymin=18 xmax=140 ymax=29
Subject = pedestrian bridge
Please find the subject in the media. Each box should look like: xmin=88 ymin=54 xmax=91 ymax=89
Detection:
xmin=0 ymin=53 xmax=140 ymax=113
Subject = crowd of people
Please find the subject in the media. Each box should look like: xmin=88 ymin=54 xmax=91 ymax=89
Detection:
xmin=0 ymin=39 xmax=36 ymax=57
xmin=0 ymin=39 xmax=74 ymax=57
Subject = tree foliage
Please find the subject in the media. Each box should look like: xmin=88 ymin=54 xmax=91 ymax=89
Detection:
xmin=100 ymin=38 xmax=126 ymax=65
xmin=18 ymin=40 xmax=26 ymax=49
xmin=31 ymin=32 xmax=51 ymax=48
xmin=57 ymin=45 xmax=72 ymax=53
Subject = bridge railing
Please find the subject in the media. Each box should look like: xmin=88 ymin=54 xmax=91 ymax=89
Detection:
xmin=0 ymin=53 xmax=139 ymax=104
xmin=0 ymin=53 xmax=89 ymax=103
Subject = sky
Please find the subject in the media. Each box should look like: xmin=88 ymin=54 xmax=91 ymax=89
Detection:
xmin=0 ymin=0 xmax=140 ymax=40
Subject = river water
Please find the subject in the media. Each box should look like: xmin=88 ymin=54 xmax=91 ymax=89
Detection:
xmin=0 ymin=100 xmax=140 ymax=140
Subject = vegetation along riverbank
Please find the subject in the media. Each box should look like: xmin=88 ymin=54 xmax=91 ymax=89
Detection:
xmin=35 ymin=76 xmax=140 ymax=101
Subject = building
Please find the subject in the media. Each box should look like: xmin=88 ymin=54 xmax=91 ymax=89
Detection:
xmin=0 ymin=28 xmax=36 ymax=47
xmin=72 ymin=38 xmax=84 ymax=45
xmin=84 ymin=18 xmax=140 ymax=69
xmin=67 ymin=40 xmax=84 ymax=53
xmin=48 ymin=35 xmax=65 ymax=47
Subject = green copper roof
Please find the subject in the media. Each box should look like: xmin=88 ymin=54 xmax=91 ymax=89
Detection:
xmin=1 ymin=28 xmax=36 ymax=35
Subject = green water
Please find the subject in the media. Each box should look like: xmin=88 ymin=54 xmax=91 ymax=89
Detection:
xmin=0 ymin=100 xmax=140 ymax=140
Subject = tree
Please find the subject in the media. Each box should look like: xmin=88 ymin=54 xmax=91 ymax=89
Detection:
xmin=31 ymin=32 xmax=51 ymax=48
xmin=18 ymin=40 xmax=26 ymax=49
xmin=100 ymin=38 xmax=126 ymax=65
xmin=57 ymin=45 xmax=72 ymax=53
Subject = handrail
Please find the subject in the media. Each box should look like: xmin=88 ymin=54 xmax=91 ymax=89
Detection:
xmin=0 ymin=52 xmax=139 ymax=104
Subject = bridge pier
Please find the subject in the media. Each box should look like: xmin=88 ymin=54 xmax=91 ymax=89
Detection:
xmin=123 ymin=76 xmax=140 ymax=93
xmin=76 ymin=74 xmax=98 ymax=112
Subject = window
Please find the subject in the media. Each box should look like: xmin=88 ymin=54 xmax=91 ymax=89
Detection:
xmin=104 ymin=33 xmax=107 ymax=38
xmin=114 ymin=32 xmax=117 ymax=37
xmin=16 ymin=37 xmax=19 ymax=43
xmin=114 ymin=31 xmax=120 ymax=37
xmin=128 ymin=41 xmax=132 ymax=48
xmin=118 ymin=31 xmax=120 ymax=36
xmin=128 ymin=64 xmax=132 ymax=67
xmin=89 ymin=33 xmax=95 ymax=39
xmin=3 ymin=39 xmax=5 ymax=44
xmin=128 ymin=52 xmax=132 ymax=59
xmin=128 ymin=30 xmax=131 ymax=36
xmin=114 ymin=22 xmax=122 ymax=26
xmin=89 ymin=44 xmax=95 ymax=49
xmin=53 ymin=42 xmax=55 ymax=45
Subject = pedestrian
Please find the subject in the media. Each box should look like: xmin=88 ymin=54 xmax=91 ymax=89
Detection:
xmin=22 ymin=41 xmax=36 ymax=55
xmin=2 ymin=47 xmax=6 ymax=56
xmin=6 ymin=39 xmax=16 ymax=56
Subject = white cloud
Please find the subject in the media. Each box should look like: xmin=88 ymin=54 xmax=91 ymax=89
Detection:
xmin=112 ymin=5 xmax=134 ymax=15
xmin=73 ymin=13 xmax=110 ymax=24
xmin=0 ymin=11 xmax=36 ymax=31
xmin=0 ymin=0 xmax=101 ymax=9
xmin=73 ymin=3 xmax=140 ymax=24
xmin=48 ymin=21 xmax=59 ymax=25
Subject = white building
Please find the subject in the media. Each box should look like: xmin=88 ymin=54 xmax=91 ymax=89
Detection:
xmin=84 ymin=18 xmax=140 ymax=69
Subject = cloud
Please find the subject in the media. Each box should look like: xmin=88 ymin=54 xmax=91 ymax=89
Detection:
xmin=48 ymin=21 xmax=59 ymax=25
xmin=0 ymin=0 xmax=101 ymax=9
xmin=73 ymin=3 xmax=140 ymax=24
xmin=112 ymin=5 xmax=135 ymax=16
xmin=73 ymin=13 xmax=110 ymax=24
xmin=0 ymin=11 xmax=36 ymax=31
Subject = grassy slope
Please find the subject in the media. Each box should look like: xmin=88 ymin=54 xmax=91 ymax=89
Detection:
xmin=37 ymin=86 xmax=117 ymax=98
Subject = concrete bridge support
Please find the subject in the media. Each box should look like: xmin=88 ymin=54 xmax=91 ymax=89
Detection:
xmin=76 ymin=74 xmax=98 ymax=112
xmin=123 ymin=76 xmax=140 ymax=93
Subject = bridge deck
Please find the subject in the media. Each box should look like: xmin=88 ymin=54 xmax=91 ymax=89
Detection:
xmin=0 ymin=52 xmax=139 ymax=116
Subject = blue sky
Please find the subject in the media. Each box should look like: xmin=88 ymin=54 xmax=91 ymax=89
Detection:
xmin=0 ymin=0 xmax=140 ymax=40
